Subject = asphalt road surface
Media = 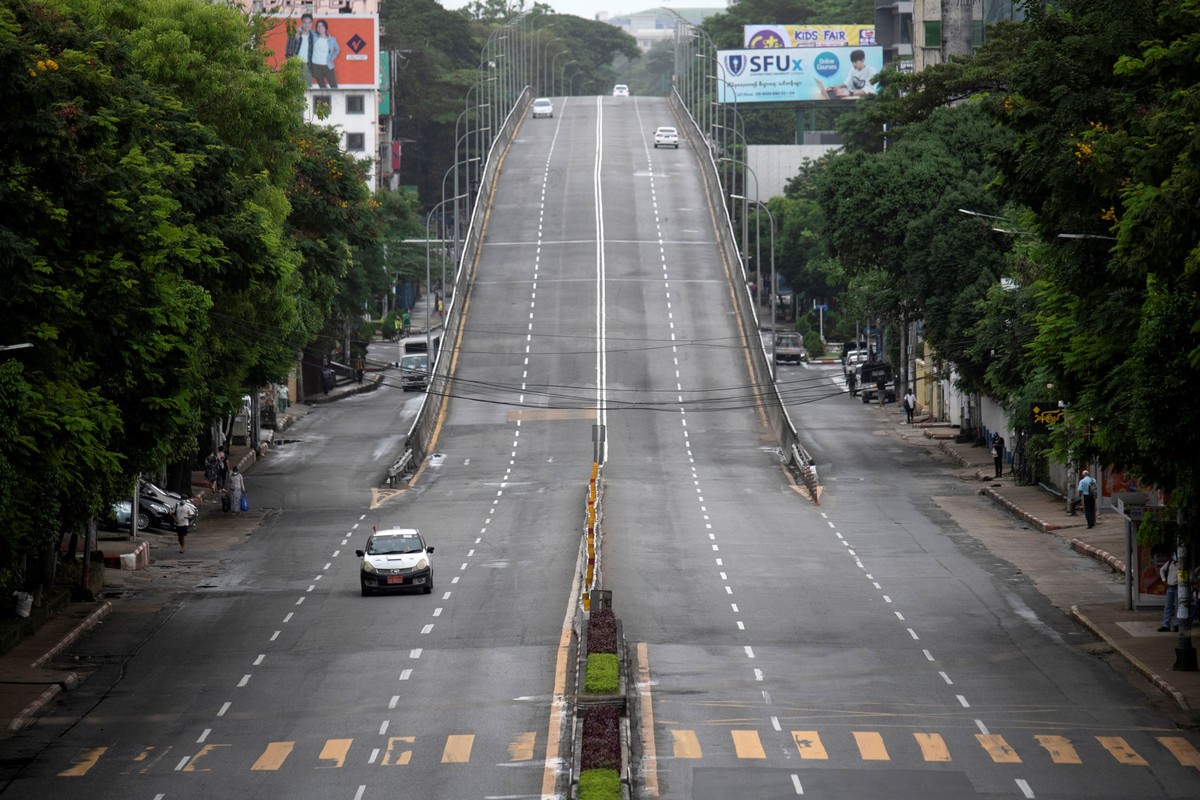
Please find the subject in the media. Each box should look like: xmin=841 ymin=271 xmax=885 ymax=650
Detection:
xmin=2 ymin=94 xmax=1199 ymax=800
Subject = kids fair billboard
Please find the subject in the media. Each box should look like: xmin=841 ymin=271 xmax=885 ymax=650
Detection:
xmin=716 ymin=47 xmax=884 ymax=103
xmin=744 ymin=25 xmax=876 ymax=49
xmin=262 ymin=13 xmax=379 ymax=90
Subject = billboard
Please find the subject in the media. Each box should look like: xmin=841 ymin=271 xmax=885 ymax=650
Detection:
xmin=715 ymin=48 xmax=884 ymax=103
xmin=744 ymin=25 xmax=876 ymax=49
xmin=262 ymin=13 xmax=379 ymax=90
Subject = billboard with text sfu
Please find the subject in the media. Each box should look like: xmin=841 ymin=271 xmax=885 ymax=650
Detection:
xmin=716 ymin=48 xmax=884 ymax=103
xmin=261 ymin=13 xmax=378 ymax=90
xmin=744 ymin=25 xmax=876 ymax=49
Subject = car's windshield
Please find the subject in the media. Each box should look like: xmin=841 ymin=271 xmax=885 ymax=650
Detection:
xmin=401 ymin=356 xmax=427 ymax=370
xmin=368 ymin=536 xmax=424 ymax=555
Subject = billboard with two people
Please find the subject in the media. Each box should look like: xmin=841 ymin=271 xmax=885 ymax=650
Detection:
xmin=261 ymin=13 xmax=379 ymax=90
xmin=716 ymin=47 xmax=884 ymax=103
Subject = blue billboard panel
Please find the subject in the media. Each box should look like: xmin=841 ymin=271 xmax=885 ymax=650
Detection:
xmin=716 ymin=47 xmax=885 ymax=103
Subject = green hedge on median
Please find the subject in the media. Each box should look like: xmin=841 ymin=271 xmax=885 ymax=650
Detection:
xmin=579 ymin=768 xmax=621 ymax=800
xmin=584 ymin=653 xmax=619 ymax=694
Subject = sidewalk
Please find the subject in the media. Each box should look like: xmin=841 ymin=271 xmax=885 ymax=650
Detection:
xmin=889 ymin=406 xmax=1200 ymax=719
xmin=0 ymin=369 xmax=390 ymax=735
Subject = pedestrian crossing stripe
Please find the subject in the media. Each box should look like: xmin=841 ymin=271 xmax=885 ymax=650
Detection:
xmin=58 ymin=733 xmax=532 ymax=776
xmin=663 ymin=729 xmax=1200 ymax=767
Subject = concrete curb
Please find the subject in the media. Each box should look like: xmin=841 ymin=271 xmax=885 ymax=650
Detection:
xmin=8 ymin=685 xmax=61 ymax=732
xmin=936 ymin=440 xmax=972 ymax=469
xmin=1071 ymin=605 xmax=1192 ymax=714
xmin=31 ymin=602 xmax=112 ymax=669
xmin=1070 ymin=539 xmax=1125 ymax=574
xmin=981 ymin=487 xmax=1061 ymax=532
xmin=306 ymin=373 xmax=383 ymax=405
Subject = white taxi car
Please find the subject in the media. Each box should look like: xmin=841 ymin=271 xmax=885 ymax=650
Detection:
xmin=356 ymin=528 xmax=434 ymax=595
xmin=653 ymin=126 xmax=679 ymax=149
xmin=531 ymin=98 xmax=554 ymax=118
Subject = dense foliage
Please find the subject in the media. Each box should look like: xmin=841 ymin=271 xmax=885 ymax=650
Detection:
xmin=0 ymin=0 xmax=420 ymax=588
xmin=587 ymin=607 xmax=618 ymax=654
xmin=580 ymin=706 xmax=621 ymax=770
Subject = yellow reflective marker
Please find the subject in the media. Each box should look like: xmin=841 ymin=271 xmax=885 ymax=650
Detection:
xmin=442 ymin=734 xmax=474 ymax=763
xmin=381 ymin=736 xmax=414 ymax=766
xmin=250 ymin=742 xmax=294 ymax=771
xmin=58 ymin=747 xmax=108 ymax=777
xmin=791 ymin=731 xmax=828 ymax=760
xmin=1157 ymin=736 xmax=1200 ymax=768
xmin=731 ymin=730 xmax=766 ymax=759
xmin=508 ymin=732 xmax=536 ymax=761
xmin=914 ymin=733 xmax=951 ymax=762
xmin=182 ymin=744 xmax=229 ymax=772
xmin=976 ymin=734 xmax=1021 ymax=763
xmin=1096 ymin=736 xmax=1147 ymax=765
xmin=1035 ymin=735 xmax=1081 ymax=764
xmin=671 ymin=730 xmax=702 ymax=759
xmin=317 ymin=739 xmax=353 ymax=768
xmin=853 ymin=731 xmax=890 ymax=761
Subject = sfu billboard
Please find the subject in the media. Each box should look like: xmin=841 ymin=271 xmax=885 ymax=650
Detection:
xmin=716 ymin=47 xmax=884 ymax=103
xmin=262 ymin=13 xmax=379 ymax=90
xmin=744 ymin=25 xmax=876 ymax=49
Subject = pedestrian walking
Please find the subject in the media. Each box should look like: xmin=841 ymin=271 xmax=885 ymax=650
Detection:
xmin=173 ymin=496 xmax=196 ymax=553
xmin=903 ymin=389 xmax=916 ymax=424
xmin=1078 ymin=469 xmax=1098 ymax=528
xmin=216 ymin=445 xmax=228 ymax=490
xmin=353 ymin=354 xmax=365 ymax=384
xmin=991 ymin=433 xmax=1005 ymax=478
xmin=847 ymin=370 xmax=857 ymax=398
xmin=204 ymin=452 xmax=221 ymax=493
xmin=1159 ymin=549 xmax=1180 ymax=632
xmin=321 ymin=364 xmax=333 ymax=395
xmin=228 ymin=467 xmax=246 ymax=514
xmin=876 ymin=378 xmax=886 ymax=406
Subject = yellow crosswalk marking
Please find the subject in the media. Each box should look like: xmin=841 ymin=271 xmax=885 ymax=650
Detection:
xmin=976 ymin=734 xmax=1021 ymax=763
xmin=381 ymin=736 xmax=414 ymax=766
xmin=251 ymin=742 xmax=294 ymax=771
xmin=508 ymin=732 xmax=536 ymax=761
xmin=853 ymin=731 xmax=890 ymax=761
xmin=1097 ymin=736 xmax=1147 ymax=765
xmin=318 ymin=739 xmax=352 ymax=768
xmin=58 ymin=747 xmax=108 ymax=777
xmin=125 ymin=745 xmax=171 ymax=775
xmin=1035 ymin=735 xmax=1081 ymax=764
xmin=442 ymin=734 xmax=475 ymax=763
xmin=792 ymin=731 xmax=828 ymax=760
xmin=914 ymin=733 xmax=950 ymax=762
xmin=182 ymin=744 xmax=228 ymax=772
xmin=731 ymin=730 xmax=766 ymax=759
xmin=1157 ymin=736 xmax=1200 ymax=767
xmin=671 ymin=730 xmax=702 ymax=759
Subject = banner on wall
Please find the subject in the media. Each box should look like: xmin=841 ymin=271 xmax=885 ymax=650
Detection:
xmin=261 ymin=13 xmax=379 ymax=90
xmin=744 ymin=24 xmax=876 ymax=49
xmin=715 ymin=47 xmax=884 ymax=103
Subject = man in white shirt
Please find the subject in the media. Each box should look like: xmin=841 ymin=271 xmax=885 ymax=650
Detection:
xmin=285 ymin=13 xmax=315 ymax=86
xmin=173 ymin=496 xmax=196 ymax=553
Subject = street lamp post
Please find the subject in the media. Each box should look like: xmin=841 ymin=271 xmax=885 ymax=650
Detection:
xmin=733 ymin=194 xmax=776 ymax=377
xmin=721 ymin=157 xmax=760 ymax=303
xmin=425 ymin=194 xmax=468 ymax=354
xmin=551 ymin=52 xmax=570 ymax=96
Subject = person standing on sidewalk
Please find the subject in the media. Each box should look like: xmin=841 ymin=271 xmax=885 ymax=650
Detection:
xmin=204 ymin=452 xmax=221 ymax=493
xmin=991 ymin=433 xmax=1005 ymax=478
xmin=1159 ymin=549 xmax=1180 ymax=632
xmin=228 ymin=467 xmax=246 ymax=514
xmin=903 ymin=389 xmax=916 ymax=424
xmin=1078 ymin=469 xmax=1098 ymax=528
xmin=216 ymin=445 xmax=228 ymax=491
xmin=173 ymin=496 xmax=196 ymax=553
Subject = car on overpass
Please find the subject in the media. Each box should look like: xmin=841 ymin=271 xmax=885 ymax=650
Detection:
xmin=612 ymin=84 xmax=629 ymax=97
xmin=653 ymin=126 xmax=679 ymax=148
xmin=531 ymin=98 xmax=553 ymax=118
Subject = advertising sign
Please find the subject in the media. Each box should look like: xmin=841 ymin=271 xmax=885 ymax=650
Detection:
xmin=744 ymin=25 xmax=876 ymax=49
xmin=262 ymin=13 xmax=379 ymax=90
xmin=715 ymin=47 xmax=884 ymax=103
xmin=1029 ymin=402 xmax=1063 ymax=436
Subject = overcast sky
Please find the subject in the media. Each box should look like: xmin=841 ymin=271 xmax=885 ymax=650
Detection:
xmin=437 ymin=1 xmax=727 ymax=23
